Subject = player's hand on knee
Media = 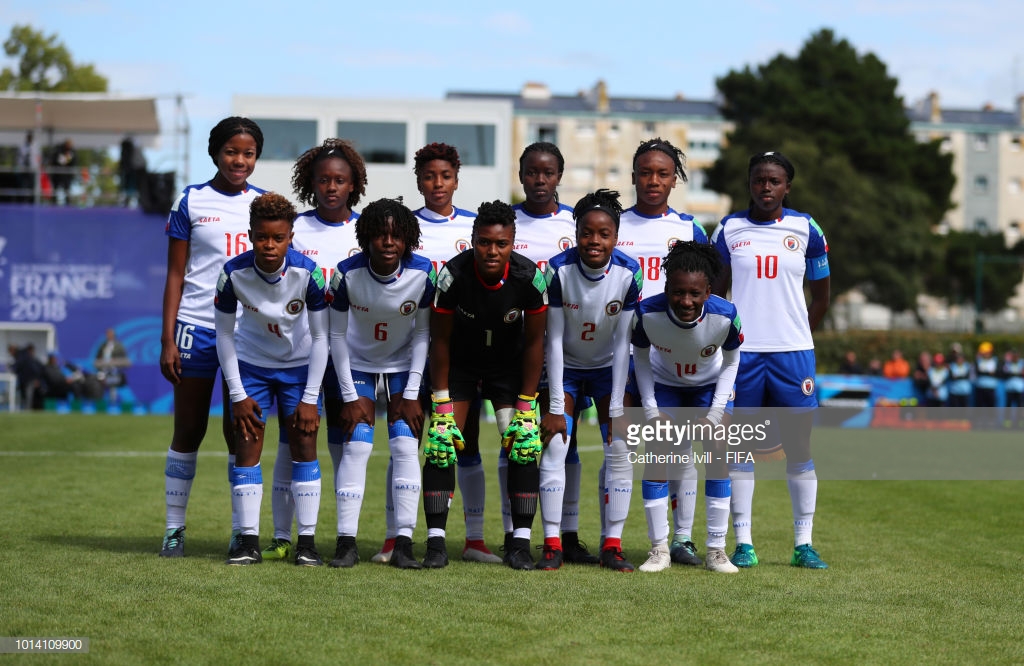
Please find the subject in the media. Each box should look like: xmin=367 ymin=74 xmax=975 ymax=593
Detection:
xmin=426 ymin=398 xmax=462 ymax=468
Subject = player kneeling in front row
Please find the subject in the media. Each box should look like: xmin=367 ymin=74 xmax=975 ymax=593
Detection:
xmin=423 ymin=200 xmax=548 ymax=569
xmin=539 ymin=189 xmax=640 ymax=571
xmin=327 ymin=197 xmax=434 ymax=570
xmin=215 ymin=193 xmax=329 ymax=566
xmin=631 ymin=241 xmax=742 ymax=573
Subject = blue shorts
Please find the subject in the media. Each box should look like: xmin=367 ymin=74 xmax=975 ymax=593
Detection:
xmin=323 ymin=360 xmax=342 ymax=401
xmin=238 ymin=360 xmax=323 ymax=418
xmin=654 ymin=381 xmax=733 ymax=414
xmin=562 ymin=366 xmax=613 ymax=405
xmin=175 ymin=320 xmax=219 ymax=379
xmin=351 ymin=369 xmax=409 ymax=401
xmin=734 ymin=350 xmax=817 ymax=409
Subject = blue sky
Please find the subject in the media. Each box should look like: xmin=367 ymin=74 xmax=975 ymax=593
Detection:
xmin=3 ymin=0 xmax=1022 ymax=183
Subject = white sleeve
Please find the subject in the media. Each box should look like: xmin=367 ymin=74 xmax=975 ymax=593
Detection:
xmin=215 ymin=308 xmax=246 ymax=402
xmin=705 ymin=347 xmax=739 ymax=425
xmin=633 ymin=345 xmax=660 ymax=421
xmin=403 ymin=307 xmax=430 ymax=399
xmin=303 ymin=308 xmax=329 ymax=405
xmin=328 ymin=308 xmax=359 ymax=403
xmin=545 ymin=307 xmax=566 ymax=416
xmin=607 ymin=312 xmax=634 ymax=418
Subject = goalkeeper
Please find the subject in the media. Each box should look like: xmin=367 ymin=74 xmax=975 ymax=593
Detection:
xmin=423 ymin=200 xmax=547 ymax=570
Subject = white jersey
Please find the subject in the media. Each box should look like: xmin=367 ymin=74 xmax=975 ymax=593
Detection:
xmin=546 ymin=248 xmax=641 ymax=369
xmin=214 ymin=248 xmax=328 ymax=368
xmin=712 ymin=208 xmax=829 ymax=352
xmin=617 ymin=206 xmax=708 ymax=299
xmin=291 ymin=208 xmax=360 ymax=287
xmin=165 ymin=181 xmax=266 ymax=328
xmin=512 ymin=203 xmax=576 ymax=273
xmin=328 ymin=253 xmax=435 ymax=373
xmin=631 ymin=293 xmax=743 ymax=387
xmin=413 ymin=205 xmax=476 ymax=275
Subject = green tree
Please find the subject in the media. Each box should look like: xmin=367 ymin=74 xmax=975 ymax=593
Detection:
xmin=1 ymin=24 xmax=107 ymax=92
xmin=706 ymin=28 xmax=955 ymax=315
xmin=925 ymin=231 xmax=1024 ymax=313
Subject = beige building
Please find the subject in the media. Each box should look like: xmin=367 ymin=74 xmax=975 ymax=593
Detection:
xmin=448 ymin=81 xmax=734 ymax=229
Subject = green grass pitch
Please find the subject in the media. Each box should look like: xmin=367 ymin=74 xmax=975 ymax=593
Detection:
xmin=1 ymin=414 xmax=1022 ymax=664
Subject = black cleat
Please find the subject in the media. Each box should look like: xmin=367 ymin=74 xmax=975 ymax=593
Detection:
xmin=506 ymin=538 xmax=535 ymax=570
xmin=328 ymin=536 xmax=359 ymax=568
xmin=226 ymin=534 xmax=262 ymax=566
xmin=537 ymin=545 xmax=563 ymax=570
xmin=600 ymin=547 xmax=635 ymax=572
xmin=159 ymin=526 xmax=185 ymax=558
xmin=562 ymin=531 xmax=600 ymax=565
xmin=422 ymin=536 xmax=449 ymax=569
xmin=294 ymin=543 xmax=323 ymax=567
xmin=390 ymin=536 xmax=423 ymax=570
xmin=670 ymin=539 xmax=702 ymax=566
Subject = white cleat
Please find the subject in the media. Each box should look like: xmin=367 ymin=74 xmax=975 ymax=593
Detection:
xmin=638 ymin=543 xmax=671 ymax=572
xmin=705 ymin=548 xmax=739 ymax=573
xmin=462 ymin=545 xmax=503 ymax=564
xmin=370 ymin=538 xmax=395 ymax=564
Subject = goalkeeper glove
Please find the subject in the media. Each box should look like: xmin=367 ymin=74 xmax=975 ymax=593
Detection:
xmin=502 ymin=395 xmax=542 ymax=464
xmin=425 ymin=397 xmax=463 ymax=468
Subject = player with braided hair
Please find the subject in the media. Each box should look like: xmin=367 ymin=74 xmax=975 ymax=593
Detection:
xmin=327 ymin=197 xmax=433 ymax=570
xmin=424 ymin=200 xmax=548 ymax=569
xmin=631 ymin=241 xmax=742 ymax=573
xmin=159 ymin=117 xmax=267 ymax=558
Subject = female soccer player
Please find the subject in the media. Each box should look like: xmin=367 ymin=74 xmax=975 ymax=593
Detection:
xmin=159 ymin=117 xmax=266 ymax=558
xmin=711 ymin=150 xmax=830 ymax=569
xmin=539 ymin=189 xmax=640 ymax=571
xmin=618 ymin=138 xmax=709 ymax=567
xmin=631 ymin=241 xmax=742 ymax=573
xmin=258 ymin=139 xmax=368 ymax=563
xmin=215 ymin=193 xmax=329 ymax=566
xmin=327 ymin=197 xmax=434 ymax=570
xmin=423 ymin=200 xmax=547 ymax=569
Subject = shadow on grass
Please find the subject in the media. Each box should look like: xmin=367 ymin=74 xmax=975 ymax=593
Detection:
xmin=33 ymin=534 xmax=232 ymax=561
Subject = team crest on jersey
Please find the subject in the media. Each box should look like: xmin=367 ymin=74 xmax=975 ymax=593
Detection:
xmin=605 ymin=300 xmax=623 ymax=316
xmin=667 ymin=237 xmax=681 ymax=249
xmin=286 ymin=299 xmax=305 ymax=315
xmin=348 ymin=248 xmax=361 ymax=257
xmin=503 ymin=309 xmax=521 ymax=324
xmin=801 ymin=377 xmax=815 ymax=395
xmin=399 ymin=300 xmax=417 ymax=316
xmin=700 ymin=344 xmax=718 ymax=358
xmin=559 ymin=237 xmax=573 ymax=251
xmin=455 ymin=239 xmax=471 ymax=252
xmin=784 ymin=235 xmax=801 ymax=252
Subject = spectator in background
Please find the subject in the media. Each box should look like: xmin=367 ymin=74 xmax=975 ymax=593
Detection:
xmin=926 ymin=353 xmax=949 ymax=408
xmin=838 ymin=350 xmax=863 ymax=375
xmin=1001 ymin=349 xmax=1023 ymax=429
xmin=42 ymin=353 xmax=85 ymax=401
xmin=946 ymin=350 xmax=973 ymax=409
xmin=49 ymin=139 xmax=77 ymax=205
xmin=911 ymin=351 xmax=932 ymax=407
xmin=17 ymin=130 xmax=35 ymax=202
xmin=974 ymin=341 xmax=999 ymax=428
xmin=94 ymin=328 xmax=131 ymax=404
xmin=883 ymin=349 xmax=910 ymax=379
xmin=866 ymin=358 xmax=883 ymax=376
xmin=8 ymin=343 xmax=45 ymax=410
xmin=119 ymin=135 xmax=146 ymax=207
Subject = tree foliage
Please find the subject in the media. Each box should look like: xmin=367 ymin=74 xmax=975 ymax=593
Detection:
xmin=706 ymin=29 xmax=956 ymax=314
xmin=925 ymin=231 xmax=1024 ymax=313
xmin=1 ymin=24 xmax=107 ymax=92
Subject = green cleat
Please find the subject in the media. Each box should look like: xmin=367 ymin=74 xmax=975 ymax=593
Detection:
xmin=262 ymin=538 xmax=293 ymax=561
xmin=159 ymin=527 xmax=185 ymax=557
xmin=791 ymin=543 xmax=829 ymax=569
xmin=731 ymin=543 xmax=759 ymax=568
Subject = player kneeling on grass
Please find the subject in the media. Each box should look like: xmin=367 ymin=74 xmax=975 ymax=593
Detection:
xmin=423 ymin=200 xmax=548 ymax=570
xmin=539 ymin=189 xmax=640 ymax=572
xmin=631 ymin=241 xmax=742 ymax=573
xmin=215 ymin=192 xmax=329 ymax=566
xmin=327 ymin=197 xmax=434 ymax=570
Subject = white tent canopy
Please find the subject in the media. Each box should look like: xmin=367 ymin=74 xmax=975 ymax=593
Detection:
xmin=0 ymin=92 xmax=160 ymax=149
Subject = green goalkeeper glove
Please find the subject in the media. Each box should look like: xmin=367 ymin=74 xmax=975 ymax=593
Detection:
xmin=502 ymin=395 xmax=541 ymax=464
xmin=425 ymin=398 xmax=463 ymax=468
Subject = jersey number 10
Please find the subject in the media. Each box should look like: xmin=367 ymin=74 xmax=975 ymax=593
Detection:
xmin=755 ymin=255 xmax=778 ymax=279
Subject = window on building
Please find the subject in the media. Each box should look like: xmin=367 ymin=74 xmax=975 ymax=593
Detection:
xmin=974 ymin=218 xmax=990 ymax=233
xmin=337 ymin=121 xmax=406 ymax=164
xmin=974 ymin=175 xmax=989 ymax=194
xmin=425 ymin=123 xmax=496 ymax=166
xmin=643 ymin=121 xmax=657 ymax=134
xmin=1009 ymin=177 xmax=1022 ymax=195
xmin=606 ymin=165 xmax=621 ymax=180
xmin=531 ymin=123 xmax=558 ymax=145
xmin=973 ymin=133 xmax=990 ymax=151
xmin=251 ymin=118 xmax=317 ymax=161
xmin=576 ymin=121 xmax=595 ymax=138
xmin=607 ymin=122 xmax=620 ymax=139
xmin=689 ymin=168 xmax=706 ymax=192
xmin=570 ymin=165 xmax=594 ymax=184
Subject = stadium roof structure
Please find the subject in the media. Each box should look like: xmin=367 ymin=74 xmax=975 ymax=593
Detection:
xmin=0 ymin=92 xmax=160 ymax=149
xmin=447 ymin=84 xmax=722 ymax=119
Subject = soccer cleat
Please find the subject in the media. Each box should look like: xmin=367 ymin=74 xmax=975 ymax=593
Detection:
xmin=705 ymin=548 xmax=739 ymax=573
xmin=731 ymin=543 xmax=759 ymax=568
xmin=422 ymin=536 xmax=449 ymax=569
xmin=462 ymin=539 xmax=503 ymax=564
xmin=670 ymin=538 xmax=702 ymax=566
xmin=537 ymin=545 xmax=563 ymax=570
xmin=389 ymin=537 xmax=423 ymax=570
xmin=294 ymin=544 xmax=323 ymax=567
xmin=638 ymin=543 xmax=671 ymax=572
xmin=159 ymin=527 xmax=185 ymax=558
xmin=226 ymin=536 xmax=262 ymax=566
xmin=328 ymin=536 xmax=359 ymax=568
xmin=561 ymin=532 xmax=600 ymax=565
xmin=506 ymin=538 xmax=535 ymax=570
xmin=228 ymin=530 xmax=243 ymax=555
xmin=262 ymin=538 xmax=292 ymax=561
xmin=370 ymin=538 xmax=396 ymax=564
xmin=501 ymin=532 xmax=513 ymax=564
xmin=599 ymin=547 xmax=635 ymax=572
xmin=791 ymin=543 xmax=829 ymax=569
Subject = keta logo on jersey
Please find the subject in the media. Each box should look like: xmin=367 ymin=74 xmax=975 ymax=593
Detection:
xmin=503 ymin=309 xmax=521 ymax=324
xmin=605 ymin=301 xmax=623 ymax=316
xmin=801 ymin=377 xmax=815 ymax=395
xmin=784 ymin=235 xmax=801 ymax=251
xmin=400 ymin=300 xmax=417 ymax=316
xmin=700 ymin=344 xmax=718 ymax=358
xmin=286 ymin=299 xmax=304 ymax=315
